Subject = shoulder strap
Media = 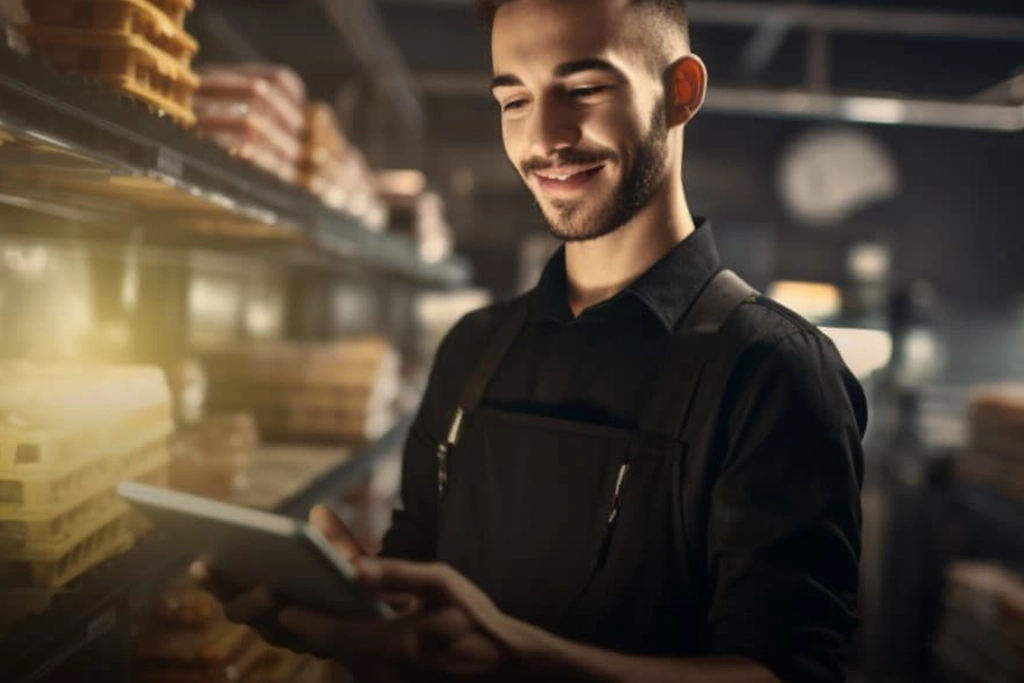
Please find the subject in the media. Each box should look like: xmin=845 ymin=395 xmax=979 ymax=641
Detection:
xmin=644 ymin=269 xmax=758 ymax=438
xmin=678 ymin=269 xmax=758 ymax=336
xmin=456 ymin=293 xmax=533 ymax=415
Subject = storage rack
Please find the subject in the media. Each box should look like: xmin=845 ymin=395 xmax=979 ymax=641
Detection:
xmin=0 ymin=2 xmax=457 ymax=678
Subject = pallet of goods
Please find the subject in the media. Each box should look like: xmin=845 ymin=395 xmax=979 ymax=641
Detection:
xmin=20 ymin=0 xmax=199 ymax=126
xmin=199 ymin=337 xmax=400 ymax=444
xmin=194 ymin=64 xmax=308 ymax=184
xmin=933 ymin=562 xmax=1024 ymax=683
xmin=956 ymin=386 xmax=1024 ymax=502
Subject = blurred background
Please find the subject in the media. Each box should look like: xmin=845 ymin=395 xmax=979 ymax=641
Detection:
xmin=0 ymin=0 xmax=1021 ymax=682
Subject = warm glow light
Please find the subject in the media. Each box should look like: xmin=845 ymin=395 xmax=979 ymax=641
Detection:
xmin=767 ymin=281 xmax=842 ymax=321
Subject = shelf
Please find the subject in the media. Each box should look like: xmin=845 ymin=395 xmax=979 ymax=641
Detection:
xmin=0 ymin=416 xmax=414 ymax=682
xmin=0 ymin=45 xmax=467 ymax=288
xmin=274 ymin=414 xmax=413 ymax=519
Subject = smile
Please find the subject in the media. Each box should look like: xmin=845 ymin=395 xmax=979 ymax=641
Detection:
xmin=534 ymin=164 xmax=606 ymax=195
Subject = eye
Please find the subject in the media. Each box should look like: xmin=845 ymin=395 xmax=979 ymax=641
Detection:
xmin=502 ymin=98 xmax=528 ymax=113
xmin=568 ymin=85 xmax=611 ymax=99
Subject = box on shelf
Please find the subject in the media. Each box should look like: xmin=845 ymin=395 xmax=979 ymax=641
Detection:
xmin=956 ymin=385 xmax=1024 ymax=503
xmin=194 ymin=65 xmax=309 ymax=184
xmin=169 ymin=412 xmax=259 ymax=500
xmin=932 ymin=562 xmax=1024 ymax=683
xmin=24 ymin=26 xmax=198 ymax=125
xmin=23 ymin=0 xmax=198 ymax=65
xmin=199 ymin=338 xmax=401 ymax=444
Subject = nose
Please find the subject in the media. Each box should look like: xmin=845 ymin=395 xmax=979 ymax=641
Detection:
xmin=528 ymin=92 xmax=582 ymax=159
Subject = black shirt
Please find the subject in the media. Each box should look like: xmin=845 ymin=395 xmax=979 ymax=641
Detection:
xmin=382 ymin=219 xmax=867 ymax=683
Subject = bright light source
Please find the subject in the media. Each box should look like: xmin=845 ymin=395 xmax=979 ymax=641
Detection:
xmin=820 ymin=327 xmax=893 ymax=379
xmin=841 ymin=97 xmax=907 ymax=125
xmin=848 ymin=243 xmax=890 ymax=282
xmin=767 ymin=281 xmax=842 ymax=321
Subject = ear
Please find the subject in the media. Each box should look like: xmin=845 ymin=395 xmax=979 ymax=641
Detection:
xmin=665 ymin=54 xmax=707 ymax=127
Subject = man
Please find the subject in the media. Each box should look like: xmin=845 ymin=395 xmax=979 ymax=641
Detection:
xmin=196 ymin=1 xmax=866 ymax=681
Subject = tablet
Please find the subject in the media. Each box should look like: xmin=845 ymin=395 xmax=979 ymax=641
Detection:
xmin=118 ymin=481 xmax=394 ymax=620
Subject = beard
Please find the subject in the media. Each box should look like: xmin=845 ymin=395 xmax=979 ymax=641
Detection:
xmin=524 ymin=104 xmax=670 ymax=242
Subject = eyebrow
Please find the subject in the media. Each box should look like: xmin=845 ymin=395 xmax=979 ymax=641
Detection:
xmin=490 ymin=58 xmax=622 ymax=92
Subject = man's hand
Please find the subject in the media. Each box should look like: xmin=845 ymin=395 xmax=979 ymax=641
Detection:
xmin=277 ymin=557 xmax=531 ymax=681
xmin=190 ymin=503 xmax=365 ymax=650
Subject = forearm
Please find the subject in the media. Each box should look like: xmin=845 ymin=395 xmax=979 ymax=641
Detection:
xmin=508 ymin=619 xmax=780 ymax=683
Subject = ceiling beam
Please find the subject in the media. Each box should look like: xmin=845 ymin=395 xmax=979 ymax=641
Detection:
xmin=417 ymin=71 xmax=1024 ymax=132
xmin=379 ymin=0 xmax=1024 ymax=42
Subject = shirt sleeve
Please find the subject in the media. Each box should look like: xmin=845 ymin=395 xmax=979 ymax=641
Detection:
xmin=707 ymin=330 xmax=867 ymax=683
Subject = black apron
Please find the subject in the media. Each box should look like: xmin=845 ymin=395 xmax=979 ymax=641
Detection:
xmin=433 ymin=270 xmax=757 ymax=656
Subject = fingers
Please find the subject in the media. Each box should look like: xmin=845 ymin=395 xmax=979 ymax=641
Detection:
xmin=356 ymin=559 xmax=457 ymax=607
xmin=278 ymin=607 xmax=377 ymax=660
xmin=309 ymin=504 xmax=364 ymax=561
xmin=189 ymin=560 xmax=254 ymax=608
xmin=222 ymin=585 xmax=277 ymax=625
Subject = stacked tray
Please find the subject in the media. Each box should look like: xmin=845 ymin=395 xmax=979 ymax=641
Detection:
xmin=200 ymin=337 xmax=400 ymax=444
xmin=0 ymin=364 xmax=174 ymax=590
xmin=933 ymin=562 xmax=1024 ymax=683
xmin=22 ymin=0 xmax=199 ymax=125
xmin=956 ymin=385 xmax=1024 ymax=502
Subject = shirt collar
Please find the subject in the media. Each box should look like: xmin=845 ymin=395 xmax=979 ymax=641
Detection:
xmin=531 ymin=217 xmax=721 ymax=333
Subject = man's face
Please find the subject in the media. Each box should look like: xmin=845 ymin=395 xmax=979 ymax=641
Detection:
xmin=491 ymin=0 xmax=671 ymax=242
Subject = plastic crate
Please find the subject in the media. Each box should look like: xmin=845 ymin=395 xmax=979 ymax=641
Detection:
xmin=23 ymin=0 xmax=198 ymax=65
xmin=25 ymin=26 xmax=198 ymax=126
xmin=0 ymin=438 xmax=169 ymax=550
xmin=0 ymin=505 xmax=133 ymax=587
xmin=0 ymin=417 xmax=173 ymax=514
xmin=0 ymin=490 xmax=123 ymax=552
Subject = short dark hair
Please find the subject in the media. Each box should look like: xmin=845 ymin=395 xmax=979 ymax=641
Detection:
xmin=474 ymin=0 xmax=689 ymax=41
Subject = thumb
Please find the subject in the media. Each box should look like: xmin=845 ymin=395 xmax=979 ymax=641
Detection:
xmin=309 ymin=504 xmax=364 ymax=561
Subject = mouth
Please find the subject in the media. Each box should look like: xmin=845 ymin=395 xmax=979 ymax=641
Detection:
xmin=533 ymin=164 xmax=606 ymax=196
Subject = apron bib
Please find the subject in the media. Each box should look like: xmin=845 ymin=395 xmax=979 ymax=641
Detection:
xmin=434 ymin=270 xmax=756 ymax=655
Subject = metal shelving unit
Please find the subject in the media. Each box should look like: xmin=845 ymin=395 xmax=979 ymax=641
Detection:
xmin=0 ymin=4 xmax=455 ymax=676
xmin=0 ymin=44 xmax=468 ymax=289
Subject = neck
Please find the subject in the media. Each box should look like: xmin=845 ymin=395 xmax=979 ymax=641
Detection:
xmin=565 ymin=173 xmax=694 ymax=317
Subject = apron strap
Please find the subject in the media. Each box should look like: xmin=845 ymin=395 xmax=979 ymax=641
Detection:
xmin=642 ymin=269 xmax=759 ymax=438
xmin=457 ymin=293 xmax=533 ymax=414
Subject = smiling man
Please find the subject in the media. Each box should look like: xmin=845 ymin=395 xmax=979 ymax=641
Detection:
xmin=199 ymin=1 xmax=867 ymax=681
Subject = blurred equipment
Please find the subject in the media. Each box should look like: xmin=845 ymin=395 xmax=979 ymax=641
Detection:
xmin=778 ymin=126 xmax=901 ymax=227
xmin=199 ymin=338 xmax=401 ymax=444
xmin=933 ymin=562 xmax=1024 ymax=683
